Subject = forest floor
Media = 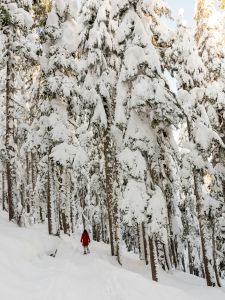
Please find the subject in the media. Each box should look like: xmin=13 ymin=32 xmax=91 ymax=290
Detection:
xmin=0 ymin=211 xmax=224 ymax=300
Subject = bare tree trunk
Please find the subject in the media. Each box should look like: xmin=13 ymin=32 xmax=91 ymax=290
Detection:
xmin=6 ymin=82 xmax=15 ymax=221
xmin=58 ymin=167 xmax=70 ymax=235
xmin=79 ymin=188 xmax=86 ymax=230
xmin=31 ymin=152 xmax=36 ymax=191
xmin=47 ymin=158 xmax=52 ymax=234
xmin=113 ymin=200 xmax=121 ymax=263
xmin=137 ymin=223 xmax=144 ymax=260
xmin=26 ymin=154 xmax=31 ymax=213
xmin=220 ymin=138 xmax=225 ymax=206
xmin=163 ymin=242 xmax=171 ymax=271
xmin=2 ymin=170 xmax=6 ymax=211
xmin=212 ymin=222 xmax=221 ymax=287
xmin=6 ymin=50 xmax=15 ymax=222
xmin=149 ymin=235 xmax=158 ymax=282
xmin=40 ymin=206 xmax=44 ymax=223
xmin=70 ymin=194 xmax=75 ymax=234
xmin=104 ymin=130 xmax=115 ymax=256
xmin=186 ymin=118 xmax=215 ymax=286
xmin=47 ymin=158 xmax=58 ymax=235
xmin=100 ymin=203 xmax=105 ymax=242
xmin=170 ymin=237 xmax=178 ymax=269
xmin=188 ymin=240 xmax=194 ymax=275
xmin=193 ymin=171 xmax=215 ymax=286
xmin=142 ymin=222 xmax=149 ymax=265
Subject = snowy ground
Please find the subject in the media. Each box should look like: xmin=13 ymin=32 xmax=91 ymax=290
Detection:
xmin=0 ymin=211 xmax=224 ymax=300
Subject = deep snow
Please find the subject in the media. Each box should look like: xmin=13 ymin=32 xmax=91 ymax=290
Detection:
xmin=0 ymin=211 xmax=224 ymax=300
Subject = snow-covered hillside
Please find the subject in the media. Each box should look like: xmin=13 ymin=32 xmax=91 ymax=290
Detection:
xmin=0 ymin=212 xmax=224 ymax=300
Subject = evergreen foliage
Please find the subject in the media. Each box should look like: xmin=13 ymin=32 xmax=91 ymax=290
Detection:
xmin=0 ymin=0 xmax=225 ymax=286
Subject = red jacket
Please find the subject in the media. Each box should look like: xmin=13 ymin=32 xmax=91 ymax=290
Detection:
xmin=80 ymin=232 xmax=90 ymax=247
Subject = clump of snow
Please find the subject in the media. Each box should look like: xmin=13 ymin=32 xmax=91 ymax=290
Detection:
xmin=147 ymin=186 xmax=167 ymax=235
xmin=193 ymin=118 xmax=222 ymax=150
xmin=125 ymin=112 xmax=156 ymax=155
xmin=46 ymin=10 xmax=59 ymax=28
xmin=60 ymin=20 xmax=78 ymax=52
xmin=91 ymin=99 xmax=107 ymax=128
xmin=119 ymin=148 xmax=147 ymax=180
xmin=8 ymin=3 xmax=33 ymax=28
xmin=122 ymin=179 xmax=149 ymax=224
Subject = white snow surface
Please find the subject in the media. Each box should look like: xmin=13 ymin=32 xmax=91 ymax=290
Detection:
xmin=0 ymin=211 xmax=224 ymax=300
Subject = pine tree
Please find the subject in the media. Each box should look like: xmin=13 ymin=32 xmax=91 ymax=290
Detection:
xmin=0 ymin=0 xmax=36 ymax=223
xmin=195 ymin=0 xmax=225 ymax=284
xmin=28 ymin=0 xmax=80 ymax=235
xmin=77 ymin=0 xmax=121 ymax=259
xmin=113 ymin=0 xmax=181 ymax=281
xmin=166 ymin=10 xmax=224 ymax=286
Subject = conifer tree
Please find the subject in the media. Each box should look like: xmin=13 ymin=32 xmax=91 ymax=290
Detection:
xmin=0 ymin=0 xmax=36 ymax=223
xmin=28 ymin=0 xmax=80 ymax=235
xmin=77 ymin=0 xmax=121 ymax=259
xmin=166 ymin=10 xmax=224 ymax=286
xmin=195 ymin=0 xmax=225 ymax=284
xmin=113 ymin=0 xmax=181 ymax=281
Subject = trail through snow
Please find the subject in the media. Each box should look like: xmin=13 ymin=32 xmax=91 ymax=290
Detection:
xmin=0 ymin=211 xmax=224 ymax=300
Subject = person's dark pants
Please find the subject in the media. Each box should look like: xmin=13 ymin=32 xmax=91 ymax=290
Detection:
xmin=83 ymin=246 xmax=90 ymax=254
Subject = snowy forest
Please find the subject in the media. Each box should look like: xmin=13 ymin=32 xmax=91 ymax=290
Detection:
xmin=0 ymin=0 xmax=225 ymax=293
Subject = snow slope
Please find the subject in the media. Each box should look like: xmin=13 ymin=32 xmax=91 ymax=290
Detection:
xmin=0 ymin=211 xmax=224 ymax=300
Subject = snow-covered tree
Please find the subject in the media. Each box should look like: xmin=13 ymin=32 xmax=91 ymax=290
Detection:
xmin=77 ymin=0 xmax=121 ymax=259
xmin=166 ymin=10 xmax=225 ymax=286
xmin=0 ymin=0 xmax=225 ymax=286
xmin=27 ymin=0 xmax=81 ymax=235
xmin=113 ymin=0 xmax=181 ymax=281
xmin=0 ymin=0 xmax=37 ymax=223
xmin=195 ymin=0 xmax=225 ymax=284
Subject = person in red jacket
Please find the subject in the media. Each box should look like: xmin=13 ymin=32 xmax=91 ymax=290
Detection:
xmin=80 ymin=229 xmax=90 ymax=254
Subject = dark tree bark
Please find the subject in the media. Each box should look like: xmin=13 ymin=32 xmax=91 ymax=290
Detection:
xmin=2 ymin=170 xmax=6 ymax=211
xmin=212 ymin=222 xmax=221 ymax=287
xmin=58 ymin=167 xmax=70 ymax=235
xmin=149 ymin=235 xmax=158 ymax=282
xmin=193 ymin=171 xmax=215 ymax=286
xmin=186 ymin=118 xmax=215 ymax=287
xmin=47 ymin=158 xmax=59 ymax=235
xmin=163 ymin=243 xmax=171 ymax=271
xmin=104 ymin=130 xmax=115 ymax=256
xmin=6 ymin=41 xmax=15 ymax=222
xmin=188 ymin=241 xmax=194 ymax=275
xmin=170 ymin=237 xmax=178 ymax=269
xmin=142 ymin=222 xmax=149 ymax=265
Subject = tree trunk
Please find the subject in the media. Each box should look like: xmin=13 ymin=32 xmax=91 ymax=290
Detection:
xmin=59 ymin=167 xmax=70 ymax=235
xmin=212 ymin=221 xmax=221 ymax=287
xmin=100 ymin=203 xmax=105 ymax=242
xmin=163 ymin=242 xmax=171 ymax=271
xmin=193 ymin=171 xmax=215 ymax=286
xmin=5 ymin=34 xmax=15 ymax=222
xmin=113 ymin=200 xmax=121 ymax=264
xmin=186 ymin=118 xmax=215 ymax=286
xmin=2 ymin=170 xmax=6 ymax=211
xmin=142 ymin=222 xmax=149 ymax=265
xmin=188 ymin=240 xmax=194 ymax=275
xmin=47 ymin=158 xmax=58 ymax=235
xmin=149 ymin=235 xmax=158 ymax=282
xmin=137 ymin=223 xmax=144 ymax=260
xmin=170 ymin=237 xmax=178 ymax=269
xmin=220 ymin=137 xmax=225 ymax=206
xmin=104 ymin=130 xmax=115 ymax=256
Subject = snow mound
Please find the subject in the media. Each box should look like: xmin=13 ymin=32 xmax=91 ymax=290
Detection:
xmin=0 ymin=211 xmax=224 ymax=300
